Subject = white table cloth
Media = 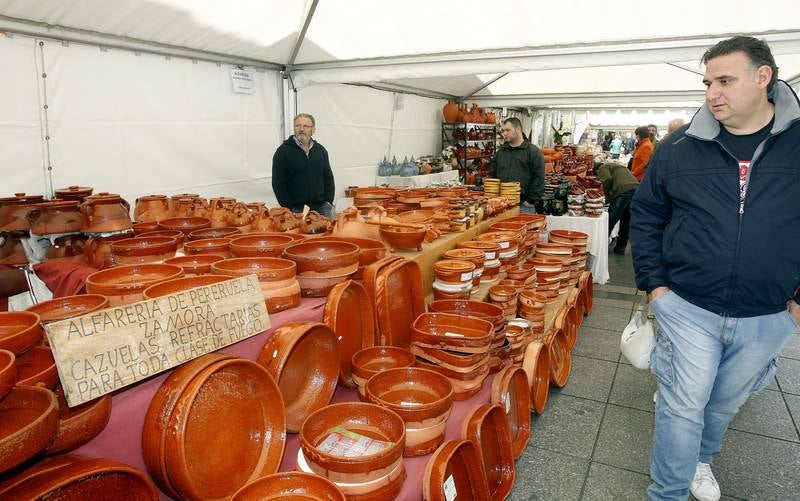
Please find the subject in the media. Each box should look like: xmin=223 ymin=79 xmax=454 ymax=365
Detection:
xmin=546 ymin=212 xmax=610 ymax=284
xmin=375 ymin=170 xmax=460 ymax=188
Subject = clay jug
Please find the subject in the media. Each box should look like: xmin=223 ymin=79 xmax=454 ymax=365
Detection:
xmin=134 ymin=194 xmax=171 ymax=223
xmin=27 ymin=200 xmax=83 ymax=235
xmin=44 ymin=235 xmax=87 ymax=264
xmin=207 ymin=198 xmax=231 ymax=229
xmin=80 ymin=194 xmax=132 ymax=233
xmin=251 ymin=206 xmax=275 ymax=232
xmin=226 ymin=202 xmax=254 ymax=232
xmin=169 ymin=193 xmax=199 ymax=213
xmin=456 ymin=104 xmax=466 ymax=123
xmin=442 ymin=100 xmax=459 ymax=123
xmin=85 ymin=233 xmax=131 ymax=269
xmin=172 ymin=197 xmax=196 ymax=218
xmin=332 ymin=207 xmax=378 ymax=241
xmin=0 ymin=193 xmax=44 ymax=232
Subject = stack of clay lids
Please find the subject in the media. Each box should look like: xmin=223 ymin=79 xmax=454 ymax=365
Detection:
xmin=518 ymin=290 xmax=547 ymax=335
xmin=461 ymin=403 xmax=515 ymax=500
xmin=143 ymin=354 xmax=286 ymax=499
xmin=284 ymin=241 xmax=359 ymax=297
xmin=491 ymin=366 xmax=532 ymax=459
xmin=483 ymin=178 xmax=500 ymax=197
xmin=363 ymin=257 xmax=425 ymax=348
xmin=324 ymin=280 xmax=375 ymax=389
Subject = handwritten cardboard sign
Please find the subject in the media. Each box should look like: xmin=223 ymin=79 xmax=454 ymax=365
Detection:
xmin=46 ymin=274 xmax=269 ymax=407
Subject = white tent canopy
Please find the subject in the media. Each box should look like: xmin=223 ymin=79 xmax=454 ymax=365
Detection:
xmin=2 ymin=0 xmax=799 ymax=201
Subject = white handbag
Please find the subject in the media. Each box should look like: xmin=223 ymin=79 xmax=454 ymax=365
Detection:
xmin=620 ymin=305 xmax=656 ymax=369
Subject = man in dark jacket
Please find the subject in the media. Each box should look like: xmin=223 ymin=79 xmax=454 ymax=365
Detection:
xmin=271 ymin=113 xmax=335 ymax=219
xmin=595 ymin=162 xmax=638 ymax=254
xmin=489 ymin=117 xmax=545 ymax=212
xmin=631 ymin=36 xmax=800 ymax=501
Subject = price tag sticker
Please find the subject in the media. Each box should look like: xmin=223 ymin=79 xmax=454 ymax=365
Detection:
xmin=460 ymin=272 xmax=473 ymax=282
xmin=444 ymin=474 xmax=457 ymax=501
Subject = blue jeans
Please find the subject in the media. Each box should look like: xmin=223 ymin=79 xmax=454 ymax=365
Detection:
xmin=290 ymin=201 xmax=334 ymax=220
xmin=647 ymin=291 xmax=797 ymax=500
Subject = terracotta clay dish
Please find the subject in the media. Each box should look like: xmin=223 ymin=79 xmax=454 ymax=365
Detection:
xmin=350 ymin=346 xmax=416 ymax=400
xmin=379 ymin=224 xmax=427 ymax=251
xmin=142 ymin=274 xmax=231 ymax=299
xmin=212 ymin=257 xmax=301 ymax=313
xmin=423 ymin=439 xmax=490 ymax=501
xmin=25 ymin=294 xmax=109 ymax=325
xmin=163 ymin=357 xmax=286 ymax=501
xmin=143 ymin=353 xmax=236 ymax=498
xmin=110 ymin=236 xmax=178 ymax=265
xmin=14 ymin=345 xmax=58 ymax=389
xmin=522 ymin=341 xmax=550 ymax=414
xmin=490 ymin=366 xmax=531 ymax=459
xmin=85 ymin=263 xmax=184 ymax=307
xmin=188 ymin=227 xmax=241 ymax=241
xmin=183 ymin=237 xmax=232 ymax=258
xmin=45 ymin=385 xmax=112 ymax=455
xmin=367 ymin=257 xmax=425 ymax=348
xmin=137 ymin=229 xmax=186 ymax=250
xmin=232 ymin=471 xmax=345 ymax=501
xmin=229 ymin=233 xmax=295 ymax=258
xmin=461 ymin=403 xmax=515 ymax=501
xmin=158 ymin=216 xmax=211 ymax=233
xmin=132 ymin=221 xmax=160 ymax=234
xmin=283 ymin=240 xmax=360 ymax=275
xmin=0 ymin=349 xmax=16 ymax=400
xmin=579 ymin=271 xmax=594 ymax=314
xmin=324 ymin=280 xmax=375 ymax=388
xmin=257 ymin=322 xmax=339 ymax=432
xmin=0 ymin=455 xmax=158 ymax=499
xmin=428 ymin=299 xmax=504 ymax=332
xmin=313 ymin=236 xmax=387 ymax=279
xmin=163 ymin=254 xmax=225 ymax=276
xmin=0 ymin=311 xmax=43 ymax=355
xmin=547 ymin=327 xmax=572 ymax=388
xmin=0 ymin=385 xmax=59 ymax=474
xmin=411 ymin=312 xmax=494 ymax=354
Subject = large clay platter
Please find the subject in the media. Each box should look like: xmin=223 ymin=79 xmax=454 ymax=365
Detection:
xmin=461 ymin=403 xmax=515 ymax=501
xmin=546 ymin=327 xmax=572 ymax=388
xmin=369 ymin=257 xmax=424 ymax=348
xmin=522 ymin=341 xmax=550 ymax=414
xmin=324 ymin=280 xmax=375 ymax=388
xmin=490 ymin=366 xmax=531 ymax=459
xmin=422 ymin=439 xmax=490 ymax=501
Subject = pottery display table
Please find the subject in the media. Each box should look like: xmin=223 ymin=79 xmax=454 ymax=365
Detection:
xmin=394 ymin=207 xmax=520 ymax=295
xmin=546 ymin=212 xmax=609 ymax=284
xmin=375 ymin=170 xmax=460 ymax=188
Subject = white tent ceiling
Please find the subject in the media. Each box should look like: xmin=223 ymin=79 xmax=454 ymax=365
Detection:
xmin=2 ymin=0 xmax=800 ymax=108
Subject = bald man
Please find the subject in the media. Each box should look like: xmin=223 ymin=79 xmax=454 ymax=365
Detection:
xmin=653 ymin=118 xmax=687 ymax=153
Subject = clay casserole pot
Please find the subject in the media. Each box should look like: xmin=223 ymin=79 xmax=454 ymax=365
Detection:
xmin=0 ymin=311 xmax=44 ymax=355
xmin=26 ymin=295 xmax=109 ymax=325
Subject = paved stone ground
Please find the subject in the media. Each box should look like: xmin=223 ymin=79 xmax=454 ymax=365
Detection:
xmin=510 ymin=246 xmax=800 ymax=500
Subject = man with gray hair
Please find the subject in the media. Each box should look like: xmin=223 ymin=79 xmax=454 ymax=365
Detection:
xmin=271 ymin=113 xmax=335 ymax=219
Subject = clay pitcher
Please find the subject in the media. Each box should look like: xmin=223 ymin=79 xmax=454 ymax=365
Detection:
xmin=442 ymin=100 xmax=459 ymax=123
xmin=207 ymin=198 xmax=231 ymax=229
xmin=80 ymin=194 xmax=132 ymax=233
xmin=134 ymin=194 xmax=171 ymax=223
xmin=251 ymin=205 xmax=275 ymax=232
xmin=172 ymin=197 xmax=197 ymax=218
xmin=226 ymin=202 xmax=254 ymax=232
xmin=169 ymin=193 xmax=200 ymax=213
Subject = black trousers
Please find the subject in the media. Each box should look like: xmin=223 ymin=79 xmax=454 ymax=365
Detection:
xmin=608 ymin=188 xmax=635 ymax=248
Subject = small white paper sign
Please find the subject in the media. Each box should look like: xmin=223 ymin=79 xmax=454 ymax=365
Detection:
xmin=230 ymin=68 xmax=255 ymax=94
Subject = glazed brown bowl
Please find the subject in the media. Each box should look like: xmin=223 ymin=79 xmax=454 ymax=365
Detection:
xmin=379 ymin=225 xmax=427 ymax=251
xmin=549 ymin=229 xmax=589 ymax=245
xmin=26 ymin=295 xmax=109 ymax=325
xmin=489 ymin=285 xmax=517 ymax=303
xmin=46 ymin=385 xmax=112 ymax=454
xmin=257 ymin=322 xmax=339 ymax=433
xmin=396 ymin=209 xmax=436 ymax=225
xmin=457 ymin=240 xmax=501 ymax=260
xmin=0 ymin=385 xmax=59 ymax=474
xmin=299 ymin=402 xmax=405 ymax=482
xmin=505 ymin=263 xmax=535 ymax=281
xmin=158 ymin=217 xmax=211 ymax=233
xmin=411 ymin=312 xmax=494 ymax=353
xmin=137 ymin=229 xmax=186 ymax=250
xmin=433 ymin=259 xmax=475 ymax=285
xmin=142 ymin=274 xmax=231 ymax=299
xmin=14 ymin=345 xmax=57 ymax=389
xmin=526 ymin=256 xmax=563 ymax=272
xmin=283 ymin=241 xmax=359 ymax=275
xmin=211 ymin=257 xmax=296 ymax=282
xmin=0 ymin=349 xmax=16 ymax=399
xmin=351 ymin=346 xmax=416 ymax=400
xmin=188 ymin=227 xmax=241 ymax=241
xmin=110 ymin=236 xmax=178 ymax=265
xmin=518 ymin=290 xmax=547 ymax=309
xmin=163 ymin=254 xmax=225 ymax=276
xmin=132 ymin=221 xmax=160 ymax=234
xmin=313 ymin=236 xmax=387 ymax=278
xmin=229 ymin=234 xmax=295 ymax=258
xmin=0 ymin=311 xmax=44 ymax=355
xmin=427 ymin=299 xmax=504 ymax=331
xmin=85 ymin=264 xmax=184 ymax=306
xmin=231 ymin=471 xmax=345 ymax=501
xmin=183 ymin=237 xmax=232 ymax=258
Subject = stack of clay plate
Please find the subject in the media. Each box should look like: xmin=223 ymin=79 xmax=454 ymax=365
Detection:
xmin=457 ymin=240 xmax=502 ymax=282
xmin=212 ymin=257 xmax=301 ymax=313
xmin=427 ymin=300 xmax=508 ymax=373
xmin=351 ymin=346 xmax=416 ymax=400
xmin=549 ymin=229 xmax=589 ymax=279
xmin=365 ymin=367 xmax=454 ymax=457
xmin=298 ymin=402 xmax=406 ymax=499
xmin=0 ymin=456 xmax=158 ymax=499
xmin=257 ymin=322 xmax=339 ymax=433
xmin=499 ymin=182 xmax=521 ymax=206
xmin=85 ymin=263 xmax=184 ymax=307
xmin=283 ymin=241 xmax=359 ymax=297
xmin=488 ymin=285 xmax=518 ymax=321
xmin=489 ymin=220 xmax=530 ymax=258
xmin=443 ymin=248 xmax=485 ymax=293
xmin=461 ymin=403 xmax=515 ymax=500
xmin=432 ymin=259 xmax=475 ymax=300
xmin=410 ymin=312 xmax=493 ymax=400
xmin=491 ymin=366 xmax=532 ymax=459
xmin=363 ymin=257 xmax=425 ymax=348
xmin=504 ymin=321 xmax=535 ymax=363
xmin=585 ymin=191 xmax=606 ymax=218
xmin=506 ymin=262 xmax=536 ymax=285
xmin=323 ymin=280 xmax=375 ymax=389
xmin=313 ymin=236 xmax=387 ymax=279
xmin=482 ymin=178 xmax=500 ymax=197
xmin=518 ymin=290 xmax=547 ymax=338
xmin=477 ymin=231 xmax=519 ymax=272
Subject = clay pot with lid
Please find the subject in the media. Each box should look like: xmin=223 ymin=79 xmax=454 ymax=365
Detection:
xmin=54 ymin=185 xmax=93 ymax=202
xmin=257 ymin=322 xmax=339 ymax=432
xmin=232 ymin=472 xmax=345 ymax=501
xmin=365 ymin=367 xmax=454 ymax=457
xmin=212 ymin=257 xmax=300 ymax=313
xmin=80 ymin=194 xmax=132 ymax=233
xmin=460 ymin=403 xmax=515 ymax=500
xmin=0 ymin=193 xmax=44 ymax=232
xmin=111 ymin=236 xmax=179 ymax=265
xmin=434 ymin=259 xmax=475 ymax=286
xmin=0 ymin=385 xmax=59 ymax=473
xmin=85 ymin=263 xmax=184 ymax=306
xmin=350 ymin=346 xmax=416 ymax=400
xmin=134 ymin=195 xmax=171 ymax=223
xmin=27 ymin=200 xmax=83 ymax=235
xmin=0 ymin=311 xmax=43 ymax=355
xmin=423 ymin=439 xmax=491 ymax=501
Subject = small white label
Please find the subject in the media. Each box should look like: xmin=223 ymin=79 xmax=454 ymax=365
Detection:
xmin=443 ymin=331 xmax=464 ymax=338
xmin=444 ymin=474 xmax=457 ymax=501
xmin=230 ymin=69 xmax=255 ymax=94
xmin=499 ymin=250 xmax=518 ymax=259
xmin=499 ymin=241 xmax=510 ymax=249
xmin=505 ymin=393 xmax=512 ymax=414
xmin=473 ymin=268 xmax=483 ymax=277
xmin=460 ymin=272 xmax=473 ymax=282
xmin=485 ymin=251 xmax=496 ymax=259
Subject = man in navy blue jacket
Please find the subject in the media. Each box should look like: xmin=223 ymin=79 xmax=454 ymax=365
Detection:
xmin=631 ymin=37 xmax=800 ymax=501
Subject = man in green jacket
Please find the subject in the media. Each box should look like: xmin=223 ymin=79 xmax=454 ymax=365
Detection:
xmin=489 ymin=117 xmax=545 ymax=212
xmin=596 ymin=162 xmax=638 ymax=254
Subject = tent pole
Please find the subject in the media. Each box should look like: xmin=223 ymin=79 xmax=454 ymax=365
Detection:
xmin=285 ymin=0 xmax=319 ymax=72
xmin=282 ymin=75 xmax=296 ymax=138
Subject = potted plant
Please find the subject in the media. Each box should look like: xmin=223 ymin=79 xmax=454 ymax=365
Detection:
xmin=552 ymin=122 xmax=572 ymax=145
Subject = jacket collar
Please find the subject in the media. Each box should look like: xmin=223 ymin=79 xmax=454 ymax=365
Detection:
xmin=687 ymin=80 xmax=800 ymax=140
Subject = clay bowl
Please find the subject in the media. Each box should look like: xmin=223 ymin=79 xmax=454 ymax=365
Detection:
xmin=212 ymin=257 xmax=300 ymax=312
xmin=283 ymin=241 xmax=359 ymax=275
xmin=163 ymin=254 xmax=224 ymax=276
xmin=351 ymin=346 xmax=416 ymax=400
xmin=365 ymin=367 xmax=454 ymax=457
xmin=137 ymin=229 xmax=186 ymax=251
xmin=489 ymin=285 xmax=517 ymax=303
xmin=457 ymin=240 xmax=501 ymax=260
xmin=0 ymin=311 xmax=44 ymax=355
xmin=460 ymin=403 xmax=515 ymax=500
xmin=188 ymin=227 xmax=242 ymax=241
xmin=0 ymin=349 xmax=16 ymax=399
xmin=85 ymin=264 xmax=184 ymax=307
xmin=231 ymin=471 xmax=345 ymax=501
xmin=142 ymin=274 xmax=231 ymax=299
xmin=519 ymin=290 xmax=547 ymax=309
xmin=183 ymin=237 xmax=232 ymax=258
xmin=110 ymin=236 xmax=178 ymax=265
xmin=490 ymin=366 xmax=531 ymax=459
xmin=433 ymin=259 xmax=475 ymax=285
xmin=14 ymin=346 xmax=57 ymax=389
xmin=257 ymin=322 xmax=339 ymax=433
xmin=427 ymin=299 xmax=504 ymax=331
xmin=46 ymin=385 xmax=112 ymax=454
xmin=299 ymin=402 xmax=406 ymax=484
xmin=526 ymin=256 xmax=563 ymax=273
xmin=0 ymin=385 xmax=59 ymax=474
xmin=26 ymin=294 xmax=109 ymax=325
xmin=158 ymin=216 xmax=211 ymax=233
xmin=547 ymin=327 xmax=572 ymax=388
xmin=163 ymin=357 xmax=286 ymax=500
xmin=505 ymin=263 xmax=535 ymax=281
xmin=229 ymin=234 xmax=295 ymax=258
xmin=313 ymin=236 xmax=387 ymax=278
xmin=379 ymin=225 xmax=427 ymax=252
xmin=132 ymin=221 xmax=160 ymax=234
xmin=411 ymin=313 xmax=493 ymax=354
xmin=396 ymin=209 xmax=436 ymax=225
xmin=323 ymin=280 xmax=375 ymax=389
xmin=549 ymin=229 xmax=589 ymax=246
xmin=0 ymin=456 xmax=158 ymax=499
xmin=423 ymin=439 xmax=491 ymax=501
